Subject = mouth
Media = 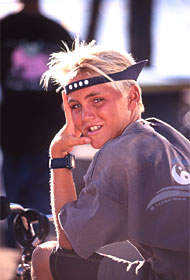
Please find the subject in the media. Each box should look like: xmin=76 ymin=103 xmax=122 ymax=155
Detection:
xmin=85 ymin=125 xmax=102 ymax=135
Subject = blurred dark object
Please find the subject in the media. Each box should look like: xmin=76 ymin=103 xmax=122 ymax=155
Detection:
xmin=86 ymin=0 xmax=152 ymax=65
xmin=86 ymin=0 xmax=101 ymax=43
xmin=0 ymin=0 xmax=74 ymax=247
xmin=0 ymin=196 xmax=10 ymax=220
xmin=130 ymin=0 xmax=152 ymax=65
xmin=141 ymin=80 xmax=190 ymax=141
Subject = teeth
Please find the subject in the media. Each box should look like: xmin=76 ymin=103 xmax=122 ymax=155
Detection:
xmin=89 ymin=125 xmax=101 ymax=132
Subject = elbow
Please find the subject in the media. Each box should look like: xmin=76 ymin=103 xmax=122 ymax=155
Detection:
xmin=58 ymin=231 xmax=73 ymax=250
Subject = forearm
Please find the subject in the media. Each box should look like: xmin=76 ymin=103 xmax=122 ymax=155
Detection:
xmin=50 ymin=168 xmax=77 ymax=249
xmin=49 ymin=93 xmax=91 ymax=248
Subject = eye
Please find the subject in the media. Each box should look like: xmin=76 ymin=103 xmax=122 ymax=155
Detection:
xmin=70 ymin=103 xmax=81 ymax=110
xmin=94 ymin=98 xmax=104 ymax=104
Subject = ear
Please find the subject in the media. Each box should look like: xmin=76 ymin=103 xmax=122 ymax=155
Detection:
xmin=128 ymin=84 xmax=141 ymax=110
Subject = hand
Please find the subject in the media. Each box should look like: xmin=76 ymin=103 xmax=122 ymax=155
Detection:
xmin=49 ymin=91 xmax=91 ymax=158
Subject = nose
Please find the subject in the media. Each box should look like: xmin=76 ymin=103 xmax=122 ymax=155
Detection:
xmin=81 ymin=106 xmax=96 ymax=121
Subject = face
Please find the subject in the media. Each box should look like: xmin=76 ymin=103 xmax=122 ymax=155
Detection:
xmin=67 ymin=73 xmax=135 ymax=149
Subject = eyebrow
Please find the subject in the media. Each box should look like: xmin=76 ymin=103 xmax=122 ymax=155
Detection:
xmin=68 ymin=92 xmax=103 ymax=104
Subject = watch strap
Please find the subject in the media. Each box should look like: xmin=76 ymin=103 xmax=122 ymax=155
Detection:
xmin=49 ymin=154 xmax=75 ymax=170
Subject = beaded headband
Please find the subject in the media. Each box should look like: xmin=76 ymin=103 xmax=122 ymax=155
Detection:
xmin=65 ymin=59 xmax=148 ymax=95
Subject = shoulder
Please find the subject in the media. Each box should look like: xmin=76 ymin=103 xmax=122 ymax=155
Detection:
xmin=0 ymin=13 xmax=18 ymax=24
xmin=99 ymin=120 xmax=159 ymax=157
xmin=39 ymin=15 xmax=72 ymax=35
xmin=85 ymin=121 xmax=155 ymax=179
xmin=87 ymin=119 xmax=186 ymax=179
xmin=146 ymin=117 xmax=190 ymax=152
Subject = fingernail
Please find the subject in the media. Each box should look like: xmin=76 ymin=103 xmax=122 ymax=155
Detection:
xmin=85 ymin=138 xmax=91 ymax=144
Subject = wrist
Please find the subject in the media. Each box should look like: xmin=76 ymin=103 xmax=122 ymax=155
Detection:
xmin=50 ymin=151 xmax=68 ymax=159
xmin=49 ymin=154 xmax=76 ymax=170
xmin=49 ymin=146 xmax=69 ymax=159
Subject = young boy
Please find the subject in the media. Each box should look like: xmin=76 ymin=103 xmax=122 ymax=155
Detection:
xmin=31 ymin=39 xmax=190 ymax=280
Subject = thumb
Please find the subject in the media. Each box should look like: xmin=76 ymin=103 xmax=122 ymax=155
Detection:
xmin=75 ymin=136 xmax=92 ymax=146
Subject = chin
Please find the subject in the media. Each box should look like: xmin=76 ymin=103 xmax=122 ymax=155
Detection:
xmin=91 ymin=140 xmax=106 ymax=150
xmin=91 ymin=143 xmax=102 ymax=150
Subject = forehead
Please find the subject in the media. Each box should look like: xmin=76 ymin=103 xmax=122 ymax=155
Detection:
xmin=66 ymin=72 xmax=127 ymax=102
xmin=65 ymin=70 xmax=104 ymax=95
xmin=67 ymin=72 xmax=106 ymax=99
xmin=67 ymin=82 xmax=113 ymax=102
xmin=69 ymin=88 xmax=125 ymax=107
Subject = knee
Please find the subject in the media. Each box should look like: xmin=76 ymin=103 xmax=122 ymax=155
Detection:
xmin=32 ymin=245 xmax=49 ymax=271
xmin=31 ymin=241 xmax=57 ymax=280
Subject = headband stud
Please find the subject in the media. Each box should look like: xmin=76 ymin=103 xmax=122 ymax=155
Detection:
xmin=65 ymin=59 xmax=148 ymax=95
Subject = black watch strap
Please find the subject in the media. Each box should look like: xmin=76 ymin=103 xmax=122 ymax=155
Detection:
xmin=49 ymin=154 xmax=76 ymax=170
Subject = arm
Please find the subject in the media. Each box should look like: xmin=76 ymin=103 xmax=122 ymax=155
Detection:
xmin=50 ymin=168 xmax=76 ymax=249
xmin=49 ymin=92 xmax=91 ymax=249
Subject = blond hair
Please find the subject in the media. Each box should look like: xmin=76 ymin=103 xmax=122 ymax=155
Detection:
xmin=41 ymin=38 xmax=144 ymax=113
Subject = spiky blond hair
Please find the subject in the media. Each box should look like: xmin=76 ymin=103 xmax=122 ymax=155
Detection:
xmin=41 ymin=38 xmax=144 ymax=113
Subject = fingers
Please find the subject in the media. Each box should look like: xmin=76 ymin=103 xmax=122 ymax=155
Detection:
xmin=62 ymin=91 xmax=86 ymax=138
xmin=62 ymin=91 xmax=73 ymax=126
xmin=62 ymin=91 xmax=80 ymax=137
xmin=50 ymin=91 xmax=92 ymax=158
xmin=75 ymin=127 xmax=82 ymax=138
xmin=49 ymin=131 xmax=91 ymax=158
xmin=56 ymin=128 xmax=91 ymax=148
xmin=70 ymin=135 xmax=91 ymax=146
xmin=49 ymin=91 xmax=92 ymax=158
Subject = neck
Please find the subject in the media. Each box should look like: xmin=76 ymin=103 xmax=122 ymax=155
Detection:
xmin=22 ymin=1 xmax=40 ymax=15
xmin=130 ymin=109 xmax=141 ymax=124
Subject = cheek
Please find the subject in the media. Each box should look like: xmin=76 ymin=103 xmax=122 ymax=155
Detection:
xmin=72 ymin=112 xmax=81 ymax=127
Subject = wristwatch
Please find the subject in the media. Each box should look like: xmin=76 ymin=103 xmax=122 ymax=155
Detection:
xmin=49 ymin=154 xmax=76 ymax=170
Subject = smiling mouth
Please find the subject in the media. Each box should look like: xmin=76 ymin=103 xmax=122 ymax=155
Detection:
xmin=87 ymin=125 xmax=102 ymax=134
